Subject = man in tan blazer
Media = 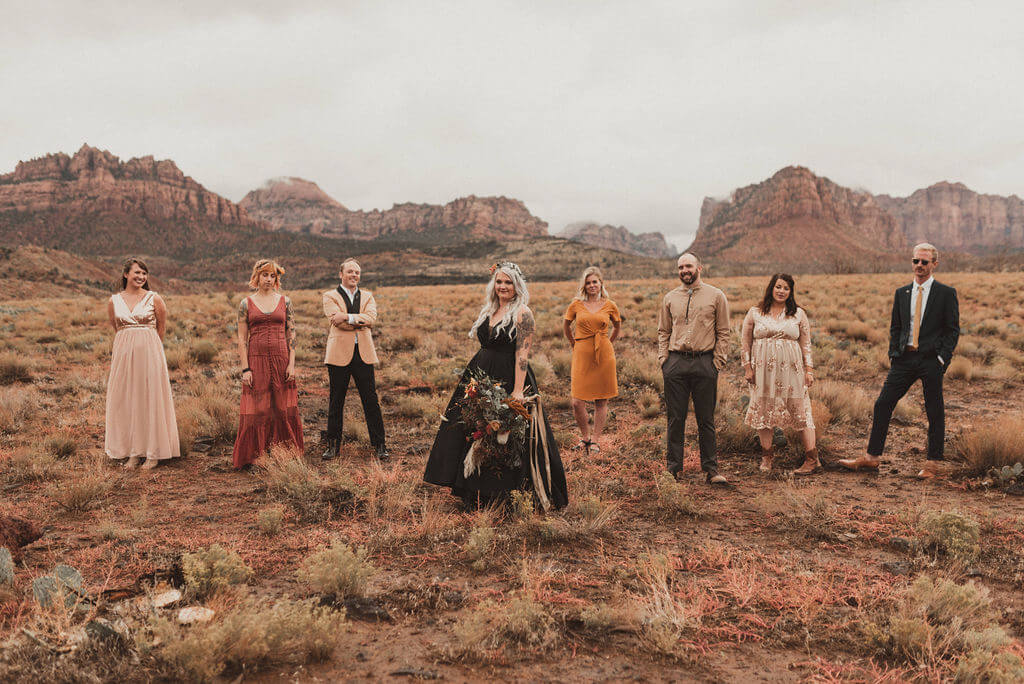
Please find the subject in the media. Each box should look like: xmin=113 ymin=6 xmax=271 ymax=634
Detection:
xmin=322 ymin=259 xmax=387 ymax=461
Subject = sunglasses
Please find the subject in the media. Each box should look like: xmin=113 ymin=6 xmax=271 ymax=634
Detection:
xmin=912 ymin=258 xmax=931 ymax=265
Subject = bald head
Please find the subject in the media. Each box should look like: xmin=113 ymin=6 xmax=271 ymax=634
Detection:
xmin=677 ymin=252 xmax=702 ymax=286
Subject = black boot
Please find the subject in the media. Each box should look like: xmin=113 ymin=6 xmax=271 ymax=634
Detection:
xmin=321 ymin=438 xmax=340 ymax=461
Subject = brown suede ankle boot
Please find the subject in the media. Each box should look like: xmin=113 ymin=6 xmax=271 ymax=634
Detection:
xmin=794 ymin=447 xmax=820 ymax=476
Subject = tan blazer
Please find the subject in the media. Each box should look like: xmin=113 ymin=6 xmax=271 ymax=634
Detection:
xmin=323 ymin=288 xmax=379 ymax=366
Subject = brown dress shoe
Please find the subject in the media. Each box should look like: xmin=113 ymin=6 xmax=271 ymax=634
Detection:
xmin=793 ymin=448 xmax=820 ymax=476
xmin=837 ymin=455 xmax=880 ymax=471
xmin=759 ymin=446 xmax=774 ymax=473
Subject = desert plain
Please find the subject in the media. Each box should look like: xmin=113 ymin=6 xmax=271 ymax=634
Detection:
xmin=1 ymin=271 xmax=1023 ymax=682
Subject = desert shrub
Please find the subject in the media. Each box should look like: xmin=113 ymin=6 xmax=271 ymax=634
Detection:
xmin=451 ymin=594 xmax=557 ymax=659
xmin=868 ymin=576 xmax=1023 ymax=677
xmin=636 ymin=552 xmax=689 ymax=657
xmin=297 ymin=540 xmax=375 ymax=599
xmin=176 ymin=383 xmax=237 ymax=452
xmin=919 ymin=510 xmax=981 ymax=561
xmin=946 ymin=356 xmax=974 ymax=380
xmin=635 ymin=388 xmax=662 ymax=419
xmin=509 ymin=489 xmax=535 ymax=521
xmin=954 ymin=414 xmax=1024 ymax=472
xmin=1 ymin=448 xmax=57 ymax=486
xmin=464 ymin=524 xmax=495 ymax=570
xmin=815 ymin=379 xmax=873 ymax=425
xmin=257 ymin=447 xmax=360 ymax=522
xmin=715 ymin=410 xmax=758 ymax=454
xmin=44 ymin=435 xmax=78 ymax=459
xmin=391 ymin=393 xmax=439 ymax=421
xmin=579 ymin=602 xmax=632 ymax=633
xmin=257 ymin=507 xmax=284 ymax=536
xmin=569 ymin=494 xmax=619 ymax=537
xmin=775 ymin=490 xmax=842 ymax=542
xmin=0 ymin=385 xmax=39 ymax=433
xmin=618 ymin=354 xmax=663 ymax=391
xmin=0 ymin=352 xmax=33 ymax=385
xmin=48 ymin=470 xmax=113 ymax=512
xmin=654 ymin=471 xmax=702 ymax=517
xmin=181 ymin=544 xmax=252 ymax=600
xmin=164 ymin=347 xmax=191 ymax=372
xmin=188 ymin=339 xmax=219 ymax=364
xmin=153 ymin=598 xmax=344 ymax=681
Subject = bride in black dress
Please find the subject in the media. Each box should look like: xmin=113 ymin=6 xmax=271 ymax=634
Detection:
xmin=424 ymin=262 xmax=568 ymax=509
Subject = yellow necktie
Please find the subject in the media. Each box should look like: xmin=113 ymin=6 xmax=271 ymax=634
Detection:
xmin=911 ymin=285 xmax=923 ymax=348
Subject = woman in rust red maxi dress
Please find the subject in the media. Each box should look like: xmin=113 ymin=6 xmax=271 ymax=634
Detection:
xmin=232 ymin=259 xmax=304 ymax=469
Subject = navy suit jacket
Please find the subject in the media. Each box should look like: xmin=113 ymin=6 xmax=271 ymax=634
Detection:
xmin=887 ymin=279 xmax=960 ymax=367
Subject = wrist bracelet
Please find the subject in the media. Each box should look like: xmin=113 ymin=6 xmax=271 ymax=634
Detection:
xmin=242 ymin=367 xmax=251 ymax=373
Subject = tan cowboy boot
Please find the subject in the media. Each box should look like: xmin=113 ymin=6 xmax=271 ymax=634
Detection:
xmin=759 ymin=446 xmax=774 ymax=473
xmin=793 ymin=447 xmax=820 ymax=476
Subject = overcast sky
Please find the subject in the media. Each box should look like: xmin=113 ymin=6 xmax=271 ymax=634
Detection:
xmin=2 ymin=0 xmax=1022 ymax=250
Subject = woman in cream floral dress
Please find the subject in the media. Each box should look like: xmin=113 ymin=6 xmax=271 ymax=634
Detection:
xmin=741 ymin=273 xmax=818 ymax=475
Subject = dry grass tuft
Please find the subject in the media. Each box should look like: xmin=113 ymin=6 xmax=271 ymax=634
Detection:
xmin=654 ymin=471 xmax=702 ymax=517
xmin=0 ymin=385 xmax=39 ymax=434
xmin=1 ymin=447 xmax=57 ymax=486
xmin=954 ymin=414 xmax=1024 ymax=473
xmin=48 ymin=467 xmax=114 ymax=513
xmin=0 ymin=352 xmax=33 ymax=385
xmin=257 ymin=446 xmax=360 ymax=522
xmin=257 ymin=507 xmax=284 ymax=536
xmin=945 ymin=356 xmax=974 ymax=380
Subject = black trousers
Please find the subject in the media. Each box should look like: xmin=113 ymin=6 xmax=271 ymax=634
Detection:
xmin=867 ymin=351 xmax=945 ymax=460
xmin=663 ymin=352 xmax=719 ymax=474
xmin=326 ymin=354 xmax=386 ymax=447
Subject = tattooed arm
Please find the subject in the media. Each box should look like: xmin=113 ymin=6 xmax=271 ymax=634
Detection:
xmin=285 ymin=296 xmax=296 ymax=382
xmin=237 ymin=298 xmax=252 ymax=387
xmin=513 ymin=307 xmax=535 ymax=400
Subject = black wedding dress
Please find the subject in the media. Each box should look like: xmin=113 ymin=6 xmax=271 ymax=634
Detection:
xmin=423 ymin=318 xmax=568 ymax=509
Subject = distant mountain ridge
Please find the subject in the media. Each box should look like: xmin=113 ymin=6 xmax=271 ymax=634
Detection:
xmin=558 ymin=222 xmax=677 ymax=258
xmin=689 ymin=166 xmax=1024 ymax=272
xmin=240 ymin=177 xmax=548 ymax=240
xmin=0 ymin=144 xmax=259 ymax=259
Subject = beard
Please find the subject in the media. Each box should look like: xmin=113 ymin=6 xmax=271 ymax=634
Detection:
xmin=680 ymin=272 xmax=696 ymax=285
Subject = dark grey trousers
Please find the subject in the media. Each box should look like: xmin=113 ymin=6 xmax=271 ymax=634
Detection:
xmin=663 ymin=352 xmax=719 ymax=475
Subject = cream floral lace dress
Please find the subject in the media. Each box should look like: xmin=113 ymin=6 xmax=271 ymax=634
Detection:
xmin=741 ymin=306 xmax=814 ymax=430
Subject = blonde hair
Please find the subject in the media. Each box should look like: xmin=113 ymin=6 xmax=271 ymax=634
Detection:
xmin=575 ymin=266 xmax=609 ymax=301
xmin=248 ymin=258 xmax=285 ymax=290
xmin=469 ymin=263 xmax=529 ymax=338
xmin=913 ymin=243 xmax=939 ymax=262
xmin=339 ymin=258 xmax=360 ymax=272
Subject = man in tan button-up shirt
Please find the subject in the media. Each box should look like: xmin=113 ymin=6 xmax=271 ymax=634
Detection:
xmin=657 ymin=253 xmax=730 ymax=484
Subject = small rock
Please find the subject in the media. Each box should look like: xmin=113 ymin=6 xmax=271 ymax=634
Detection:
xmin=177 ymin=606 xmax=215 ymax=624
xmin=882 ymin=560 xmax=913 ymax=576
xmin=151 ymin=588 xmax=183 ymax=609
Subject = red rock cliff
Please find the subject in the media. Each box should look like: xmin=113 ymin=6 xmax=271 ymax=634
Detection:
xmin=241 ymin=177 xmax=548 ymax=240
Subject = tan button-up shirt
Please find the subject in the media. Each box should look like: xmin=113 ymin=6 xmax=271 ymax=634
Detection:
xmin=657 ymin=282 xmax=730 ymax=369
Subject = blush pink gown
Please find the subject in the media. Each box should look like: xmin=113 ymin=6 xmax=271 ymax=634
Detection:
xmin=104 ymin=291 xmax=180 ymax=461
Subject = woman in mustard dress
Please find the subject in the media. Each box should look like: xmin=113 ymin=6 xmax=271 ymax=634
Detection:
xmin=563 ymin=266 xmax=622 ymax=453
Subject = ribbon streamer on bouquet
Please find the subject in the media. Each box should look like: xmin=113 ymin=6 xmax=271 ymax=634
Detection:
xmin=524 ymin=394 xmax=554 ymax=512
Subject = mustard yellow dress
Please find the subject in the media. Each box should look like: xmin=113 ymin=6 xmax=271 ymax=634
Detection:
xmin=564 ymin=299 xmax=621 ymax=401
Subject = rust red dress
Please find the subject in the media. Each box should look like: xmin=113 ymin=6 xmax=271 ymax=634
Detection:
xmin=232 ymin=296 xmax=304 ymax=468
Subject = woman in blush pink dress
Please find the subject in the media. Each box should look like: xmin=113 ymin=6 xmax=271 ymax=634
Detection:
xmin=231 ymin=259 xmax=304 ymax=469
xmin=741 ymin=273 xmax=819 ymax=476
xmin=105 ymin=257 xmax=180 ymax=469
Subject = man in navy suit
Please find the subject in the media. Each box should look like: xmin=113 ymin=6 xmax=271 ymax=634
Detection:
xmin=839 ymin=243 xmax=960 ymax=478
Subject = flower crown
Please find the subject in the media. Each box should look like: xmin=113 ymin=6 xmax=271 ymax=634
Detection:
xmin=489 ymin=261 xmax=523 ymax=278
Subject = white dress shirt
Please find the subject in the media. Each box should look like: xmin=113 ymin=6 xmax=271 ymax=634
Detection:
xmin=340 ymin=285 xmax=360 ymax=342
xmin=909 ymin=276 xmax=941 ymax=362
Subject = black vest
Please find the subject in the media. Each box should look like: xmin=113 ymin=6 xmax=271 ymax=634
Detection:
xmin=337 ymin=286 xmax=360 ymax=314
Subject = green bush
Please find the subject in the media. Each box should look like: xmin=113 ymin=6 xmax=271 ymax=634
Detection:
xmin=919 ymin=510 xmax=981 ymax=561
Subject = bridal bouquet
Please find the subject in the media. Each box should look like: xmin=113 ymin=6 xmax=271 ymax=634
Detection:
xmin=458 ymin=369 xmax=532 ymax=476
